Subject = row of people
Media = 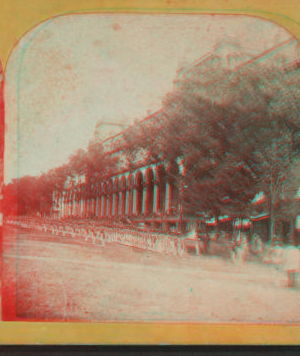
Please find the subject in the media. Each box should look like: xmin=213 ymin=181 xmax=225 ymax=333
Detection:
xmin=5 ymin=217 xmax=185 ymax=256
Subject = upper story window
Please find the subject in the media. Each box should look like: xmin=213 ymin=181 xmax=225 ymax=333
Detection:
xmin=295 ymin=46 xmax=300 ymax=66
xmin=213 ymin=57 xmax=221 ymax=69
xmin=275 ymin=55 xmax=284 ymax=68
xmin=228 ymin=56 xmax=237 ymax=69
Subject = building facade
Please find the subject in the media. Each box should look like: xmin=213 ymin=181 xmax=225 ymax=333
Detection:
xmin=53 ymin=38 xmax=300 ymax=236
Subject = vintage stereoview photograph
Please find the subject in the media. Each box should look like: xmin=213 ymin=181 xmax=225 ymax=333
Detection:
xmin=2 ymin=13 xmax=300 ymax=322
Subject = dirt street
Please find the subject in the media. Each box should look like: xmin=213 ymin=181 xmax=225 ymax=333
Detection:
xmin=2 ymin=225 xmax=300 ymax=322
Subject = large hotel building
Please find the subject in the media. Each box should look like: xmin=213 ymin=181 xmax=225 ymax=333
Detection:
xmin=52 ymin=38 xmax=300 ymax=241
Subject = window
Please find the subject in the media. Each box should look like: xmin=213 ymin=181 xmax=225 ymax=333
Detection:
xmin=213 ymin=57 xmax=220 ymax=69
xmin=228 ymin=56 xmax=236 ymax=69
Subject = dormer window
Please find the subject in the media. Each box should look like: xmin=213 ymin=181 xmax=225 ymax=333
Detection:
xmin=275 ymin=56 xmax=283 ymax=68
xmin=213 ymin=57 xmax=221 ymax=69
xmin=228 ymin=56 xmax=236 ymax=69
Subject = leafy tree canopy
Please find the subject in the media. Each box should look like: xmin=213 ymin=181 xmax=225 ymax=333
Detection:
xmin=124 ymin=63 xmax=300 ymax=223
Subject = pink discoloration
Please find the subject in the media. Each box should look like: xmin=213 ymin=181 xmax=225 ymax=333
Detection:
xmin=2 ymin=14 xmax=300 ymax=323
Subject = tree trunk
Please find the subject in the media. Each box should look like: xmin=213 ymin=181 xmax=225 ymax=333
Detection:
xmin=290 ymin=219 xmax=295 ymax=245
xmin=270 ymin=198 xmax=275 ymax=243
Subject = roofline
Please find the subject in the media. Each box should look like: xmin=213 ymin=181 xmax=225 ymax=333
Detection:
xmin=96 ymin=39 xmax=299 ymax=147
xmin=95 ymin=121 xmax=126 ymax=128
xmin=139 ymin=109 xmax=165 ymax=124
xmin=239 ymin=38 xmax=298 ymax=69
xmin=99 ymin=109 xmax=164 ymax=147
xmin=178 ymin=38 xmax=298 ymax=77
xmin=177 ymin=41 xmax=270 ymax=77
xmin=177 ymin=48 xmax=216 ymax=77
xmin=100 ymin=131 xmax=124 ymax=145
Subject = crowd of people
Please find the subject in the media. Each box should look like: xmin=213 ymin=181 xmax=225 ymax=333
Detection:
xmin=229 ymin=230 xmax=263 ymax=265
xmin=5 ymin=216 xmax=300 ymax=288
xmin=262 ymin=239 xmax=300 ymax=288
xmin=229 ymin=229 xmax=300 ymax=288
xmin=5 ymin=217 xmax=187 ymax=256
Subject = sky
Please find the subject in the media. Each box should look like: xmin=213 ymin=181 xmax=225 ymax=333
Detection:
xmin=4 ymin=13 xmax=294 ymax=183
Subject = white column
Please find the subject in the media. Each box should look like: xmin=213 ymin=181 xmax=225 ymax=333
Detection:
xmin=91 ymin=198 xmax=94 ymax=216
xmin=73 ymin=197 xmax=76 ymax=216
xmin=88 ymin=199 xmax=90 ymax=216
xmin=165 ymin=181 xmax=171 ymax=213
xmin=133 ymin=189 xmax=137 ymax=214
xmin=62 ymin=194 xmax=65 ymax=218
xmin=60 ymin=197 xmax=63 ymax=218
xmin=153 ymin=183 xmax=159 ymax=214
xmin=118 ymin=192 xmax=122 ymax=216
xmin=142 ymin=187 xmax=147 ymax=215
xmin=75 ymin=199 xmax=79 ymax=217
xmin=96 ymin=196 xmax=99 ymax=217
xmin=106 ymin=196 xmax=109 ymax=217
xmin=101 ymin=196 xmax=104 ymax=217
xmin=59 ymin=196 xmax=62 ymax=219
xmin=112 ymin=194 xmax=116 ymax=217
xmin=125 ymin=190 xmax=130 ymax=215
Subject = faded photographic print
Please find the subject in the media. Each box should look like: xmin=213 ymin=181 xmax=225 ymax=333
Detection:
xmin=2 ymin=13 xmax=300 ymax=323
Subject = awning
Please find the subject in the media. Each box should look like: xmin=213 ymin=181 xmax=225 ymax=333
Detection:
xmin=252 ymin=192 xmax=266 ymax=205
xmin=251 ymin=213 xmax=270 ymax=221
xmin=295 ymin=216 xmax=300 ymax=231
xmin=206 ymin=217 xmax=217 ymax=226
xmin=218 ymin=215 xmax=231 ymax=222
xmin=295 ymin=188 xmax=300 ymax=200
xmin=234 ymin=219 xmax=251 ymax=228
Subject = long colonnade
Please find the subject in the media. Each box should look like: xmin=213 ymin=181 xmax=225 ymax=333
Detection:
xmin=54 ymin=161 xmax=183 ymax=223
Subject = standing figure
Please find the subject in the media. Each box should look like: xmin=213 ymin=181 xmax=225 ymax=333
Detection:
xmin=203 ymin=233 xmax=210 ymax=254
xmin=252 ymin=233 xmax=263 ymax=255
xmin=282 ymin=243 xmax=300 ymax=288
xmin=232 ymin=229 xmax=242 ymax=264
xmin=240 ymin=233 xmax=249 ymax=263
xmin=271 ymin=240 xmax=284 ymax=265
xmin=230 ymin=233 xmax=237 ymax=263
xmin=198 ymin=231 xmax=210 ymax=255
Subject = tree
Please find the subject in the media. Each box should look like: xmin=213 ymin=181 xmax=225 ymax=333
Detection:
xmin=3 ymin=124 xmax=123 ymax=217
xmin=3 ymin=176 xmax=43 ymax=216
xmin=275 ymin=159 xmax=300 ymax=241
xmin=3 ymin=180 xmax=18 ymax=216
xmin=123 ymin=62 xmax=300 ymax=241
xmin=67 ymin=139 xmax=120 ymax=184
